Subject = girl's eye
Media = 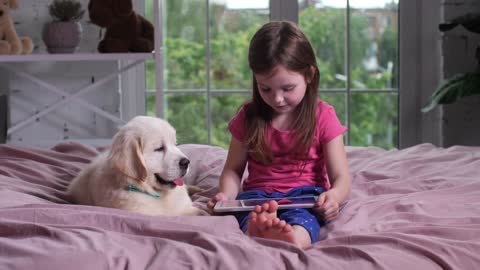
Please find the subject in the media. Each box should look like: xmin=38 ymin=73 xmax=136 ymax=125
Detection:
xmin=283 ymin=86 xmax=295 ymax=91
xmin=154 ymin=146 xmax=165 ymax=152
xmin=259 ymin=87 xmax=270 ymax=92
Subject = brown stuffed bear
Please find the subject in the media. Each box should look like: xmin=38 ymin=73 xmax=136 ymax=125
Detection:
xmin=0 ymin=0 xmax=33 ymax=55
xmin=88 ymin=0 xmax=154 ymax=53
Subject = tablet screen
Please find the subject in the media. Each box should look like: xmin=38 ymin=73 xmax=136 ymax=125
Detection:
xmin=242 ymin=196 xmax=317 ymax=206
xmin=215 ymin=200 xmax=243 ymax=208
xmin=214 ymin=196 xmax=318 ymax=213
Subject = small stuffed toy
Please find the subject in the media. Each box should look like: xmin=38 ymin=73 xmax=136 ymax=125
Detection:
xmin=0 ymin=0 xmax=33 ymax=54
xmin=88 ymin=0 xmax=154 ymax=53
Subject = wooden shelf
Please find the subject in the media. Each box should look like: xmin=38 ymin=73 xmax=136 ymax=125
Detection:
xmin=0 ymin=52 xmax=157 ymax=63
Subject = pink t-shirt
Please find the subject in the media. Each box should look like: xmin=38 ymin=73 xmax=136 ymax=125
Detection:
xmin=228 ymin=100 xmax=347 ymax=193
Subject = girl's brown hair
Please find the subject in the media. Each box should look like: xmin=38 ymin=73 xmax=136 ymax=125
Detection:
xmin=245 ymin=21 xmax=320 ymax=164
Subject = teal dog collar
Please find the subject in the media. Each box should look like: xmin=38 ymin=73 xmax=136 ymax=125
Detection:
xmin=126 ymin=185 xmax=160 ymax=198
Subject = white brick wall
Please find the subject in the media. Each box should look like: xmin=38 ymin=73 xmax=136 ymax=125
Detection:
xmin=441 ymin=0 xmax=480 ymax=146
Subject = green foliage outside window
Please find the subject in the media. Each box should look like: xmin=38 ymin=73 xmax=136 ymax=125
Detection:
xmin=145 ymin=0 xmax=398 ymax=149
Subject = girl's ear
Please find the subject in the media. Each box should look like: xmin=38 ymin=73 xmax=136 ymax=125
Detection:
xmin=306 ymin=65 xmax=316 ymax=84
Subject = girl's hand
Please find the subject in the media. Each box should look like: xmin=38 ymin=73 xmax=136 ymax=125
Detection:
xmin=313 ymin=189 xmax=341 ymax=222
xmin=207 ymin=192 xmax=229 ymax=214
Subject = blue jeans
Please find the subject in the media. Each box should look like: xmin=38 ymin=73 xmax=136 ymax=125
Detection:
xmin=233 ymin=186 xmax=326 ymax=243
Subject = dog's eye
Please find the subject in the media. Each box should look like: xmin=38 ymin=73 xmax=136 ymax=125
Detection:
xmin=154 ymin=146 xmax=165 ymax=152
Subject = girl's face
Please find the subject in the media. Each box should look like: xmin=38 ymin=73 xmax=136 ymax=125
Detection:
xmin=255 ymin=65 xmax=308 ymax=115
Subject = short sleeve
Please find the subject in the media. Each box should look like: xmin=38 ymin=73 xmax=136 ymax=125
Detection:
xmin=317 ymin=101 xmax=347 ymax=144
xmin=228 ymin=106 xmax=247 ymax=142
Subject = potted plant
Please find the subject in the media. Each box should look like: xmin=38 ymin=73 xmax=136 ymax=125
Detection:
xmin=42 ymin=0 xmax=85 ymax=54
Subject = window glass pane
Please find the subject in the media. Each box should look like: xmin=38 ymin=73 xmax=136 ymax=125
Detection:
xmin=350 ymin=0 xmax=398 ymax=90
xmin=299 ymin=1 xmax=346 ymax=89
xmin=146 ymin=92 xmax=156 ymax=116
xmin=145 ymin=0 xmax=154 ymax=22
xmin=350 ymin=92 xmax=398 ymax=149
xmin=164 ymin=0 xmax=207 ymax=90
xmin=144 ymin=0 xmax=155 ymax=92
xmin=208 ymin=1 xmax=268 ymax=147
xmin=145 ymin=0 xmax=208 ymax=92
xmin=319 ymin=93 xmax=347 ymax=144
xmin=212 ymin=94 xmax=250 ymax=148
xmin=320 ymin=93 xmax=346 ymax=124
xmin=146 ymin=61 xmax=155 ymax=91
xmin=210 ymin=1 xmax=269 ymax=90
xmin=164 ymin=94 xmax=208 ymax=144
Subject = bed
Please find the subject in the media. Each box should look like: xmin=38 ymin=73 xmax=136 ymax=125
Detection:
xmin=0 ymin=142 xmax=479 ymax=269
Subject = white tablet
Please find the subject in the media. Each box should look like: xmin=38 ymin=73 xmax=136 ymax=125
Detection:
xmin=213 ymin=196 xmax=318 ymax=213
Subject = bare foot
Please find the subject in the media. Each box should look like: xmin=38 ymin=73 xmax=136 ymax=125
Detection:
xmin=247 ymin=200 xmax=298 ymax=246
xmin=247 ymin=200 xmax=277 ymax=237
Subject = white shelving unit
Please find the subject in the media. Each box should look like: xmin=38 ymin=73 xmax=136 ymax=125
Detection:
xmin=0 ymin=53 xmax=154 ymax=62
xmin=0 ymin=0 xmax=163 ymax=147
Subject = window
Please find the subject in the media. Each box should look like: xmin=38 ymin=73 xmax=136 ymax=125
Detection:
xmin=297 ymin=0 xmax=399 ymax=149
xmin=144 ymin=0 xmax=400 ymax=149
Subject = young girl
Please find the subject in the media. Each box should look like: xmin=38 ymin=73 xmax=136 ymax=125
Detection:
xmin=207 ymin=21 xmax=351 ymax=249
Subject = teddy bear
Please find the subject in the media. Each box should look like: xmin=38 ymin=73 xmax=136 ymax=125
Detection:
xmin=0 ymin=0 xmax=33 ymax=55
xmin=88 ymin=0 xmax=154 ymax=53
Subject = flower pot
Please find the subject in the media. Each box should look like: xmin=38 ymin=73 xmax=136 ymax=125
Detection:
xmin=42 ymin=21 xmax=83 ymax=54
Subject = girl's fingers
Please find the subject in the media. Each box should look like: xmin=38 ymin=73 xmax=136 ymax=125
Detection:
xmin=316 ymin=193 xmax=327 ymax=207
xmin=207 ymin=199 xmax=216 ymax=208
xmin=324 ymin=207 xmax=338 ymax=216
xmin=208 ymin=193 xmax=228 ymax=210
xmin=324 ymin=212 xmax=338 ymax=221
xmin=316 ymin=200 xmax=332 ymax=213
xmin=323 ymin=206 xmax=339 ymax=221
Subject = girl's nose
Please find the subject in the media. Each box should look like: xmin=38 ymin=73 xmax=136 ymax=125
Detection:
xmin=274 ymin=92 xmax=284 ymax=104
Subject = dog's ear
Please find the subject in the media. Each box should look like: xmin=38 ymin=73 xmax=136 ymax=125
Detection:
xmin=9 ymin=0 xmax=19 ymax=9
xmin=113 ymin=0 xmax=133 ymax=17
xmin=109 ymin=129 xmax=148 ymax=182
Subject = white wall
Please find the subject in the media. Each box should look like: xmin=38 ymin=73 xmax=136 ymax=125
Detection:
xmin=441 ymin=0 xmax=480 ymax=146
xmin=399 ymin=0 xmax=443 ymax=148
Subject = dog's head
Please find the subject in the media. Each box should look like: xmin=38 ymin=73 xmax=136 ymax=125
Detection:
xmin=88 ymin=0 xmax=133 ymax=28
xmin=108 ymin=116 xmax=189 ymax=192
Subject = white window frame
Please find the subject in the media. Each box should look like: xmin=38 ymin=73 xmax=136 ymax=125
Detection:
xmin=276 ymin=0 xmax=443 ymax=148
xmin=130 ymin=0 xmax=442 ymax=148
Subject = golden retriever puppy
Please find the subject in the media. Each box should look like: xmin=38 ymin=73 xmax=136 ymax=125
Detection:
xmin=68 ymin=116 xmax=206 ymax=216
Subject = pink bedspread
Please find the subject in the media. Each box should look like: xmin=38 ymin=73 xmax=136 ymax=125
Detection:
xmin=0 ymin=142 xmax=479 ymax=269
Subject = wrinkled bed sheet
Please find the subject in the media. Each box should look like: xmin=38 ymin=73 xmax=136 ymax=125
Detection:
xmin=0 ymin=142 xmax=479 ymax=269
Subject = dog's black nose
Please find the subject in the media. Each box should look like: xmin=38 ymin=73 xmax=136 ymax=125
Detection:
xmin=179 ymin=158 xmax=190 ymax=170
xmin=0 ymin=11 xmax=3 ymax=16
